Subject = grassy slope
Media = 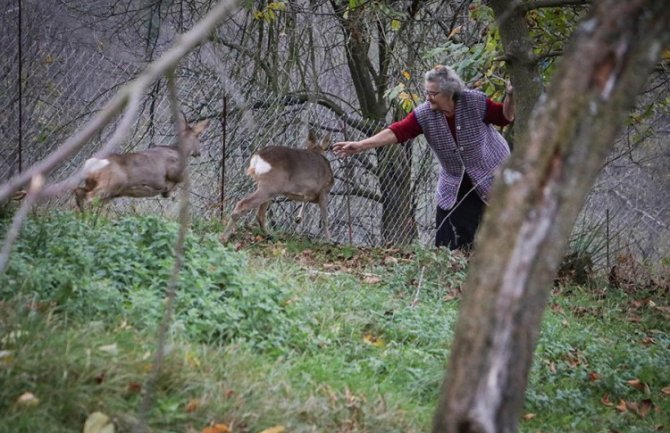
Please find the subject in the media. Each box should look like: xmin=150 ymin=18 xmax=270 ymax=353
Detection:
xmin=0 ymin=212 xmax=667 ymax=433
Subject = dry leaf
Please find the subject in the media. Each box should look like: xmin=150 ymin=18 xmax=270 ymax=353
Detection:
xmin=98 ymin=344 xmax=118 ymax=355
xmin=364 ymin=334 xmax=385 ymax=347
xmin=185 ymin=399 xmax=199 ymax=413
xmin=363 ymin=275 xmax=381 ymax=284
xmin=600 ymin=393 xmax=613 ymax=407
xmin=17 ymin=392 xmax=39 ymax=407
xmin=258 ymin=427 xmax=285 ymax=433
xmin=127 ymin=382 xmax=142 ymax=393
xmin=201 ymin=424 xmax=230 ymax=433
xmin=588 ymin=372 xmax=601 ymax=382
xmin=641 ymin=336 xmax=656 ymax=346
xmin=83 ymin=411 xmax=115 ymax=433
xmin=615 ymin=399 xmax=628 ymax=412
xmin=627 ymin=378 xmax=651 ymax=395
xmin=522 ymin=413 xmax=536 ymax=420
xmin=638 ymin=399 xmax=654 ymax=418
xmin=448 ymin=25 xmax=462 ymax=39
xmin=661 ymin=386 xmax=670 ymax=396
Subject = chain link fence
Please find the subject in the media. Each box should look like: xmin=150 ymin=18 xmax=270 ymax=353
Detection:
xmin=2 ymin=2 xmax=668 ymax=263
xmin=1 ymin=4 xmax=442 ymax=248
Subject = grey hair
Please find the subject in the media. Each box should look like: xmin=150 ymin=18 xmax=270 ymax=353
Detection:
xmin=424 ymin=65 xmax=465 ymax=96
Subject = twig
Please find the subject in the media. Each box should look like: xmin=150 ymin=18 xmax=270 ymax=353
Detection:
xmin=133 ymin=70 xmax=192 ymax=433
xmin=0 ymin=0 xmax=243 ymax=204
xmin=0 ymin=175 xmax=44 ymax=274
xmin=410 ymin=266 xmax=425 ymax=308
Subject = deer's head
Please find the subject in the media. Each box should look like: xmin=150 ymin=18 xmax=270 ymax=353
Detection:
xmin=178 ymin=112 xmax=209 ymax=157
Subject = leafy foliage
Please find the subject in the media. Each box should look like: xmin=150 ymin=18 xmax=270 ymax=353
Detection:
xmin=0 ymin=212 xmax=298 ymax=350
xmin=0 ymin=212 xmax=667 ymax=433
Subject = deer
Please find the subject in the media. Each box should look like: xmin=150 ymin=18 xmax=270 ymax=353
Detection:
xmin=220 ymin=130 xmax=334 ymax=243
xmin=74 ymin=113 xmax=209 ymax=210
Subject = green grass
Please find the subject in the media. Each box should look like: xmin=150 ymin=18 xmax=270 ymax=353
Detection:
xmin=0 ymin=211 xmax=668 ymax=433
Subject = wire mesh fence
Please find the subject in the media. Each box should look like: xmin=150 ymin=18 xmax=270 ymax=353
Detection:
xmin=1 ymin=1 xmax=668 ymax=263
xmin=0 ymin=8 xmax=441 ymax=248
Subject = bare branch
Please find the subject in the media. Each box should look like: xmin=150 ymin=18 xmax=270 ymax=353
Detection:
xmin=0 ymin=0 xmax=243 ymax=204
xmin=519 ymin=0 xmax=591 ymax=13
xmin=134 ymin=69 xmax=193 ymax=432
xmin=0 ymin=175 xmax=44 ymax=273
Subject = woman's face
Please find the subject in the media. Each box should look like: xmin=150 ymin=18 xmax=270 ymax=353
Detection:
xmin=424 ymin=81 xmax=454 ymax=116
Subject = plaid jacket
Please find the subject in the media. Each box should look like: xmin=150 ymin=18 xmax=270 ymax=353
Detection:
xmin=414 ymin=89 xmax=510 ymax=209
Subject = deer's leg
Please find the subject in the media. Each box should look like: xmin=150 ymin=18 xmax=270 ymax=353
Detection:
xmin=294 ymin=202 xmax=306 ymax=224
xmin=256 ymin=201 xmax=271 ymax=234
xmin=318 ymin=191 xmax=331 ymax=241
xmin=221 ymin=189 xmax=275 ymax=243
xmin=74 ymin=187 xmax=88 ymax=211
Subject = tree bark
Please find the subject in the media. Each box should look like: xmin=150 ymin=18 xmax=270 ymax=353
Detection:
xmin=432 ymin=1 xmax=670 ymax=432
xmin=329 ymin=0 xmax=417 ymax=244
xmin=488 ymin=0 xmax=545 ymax=149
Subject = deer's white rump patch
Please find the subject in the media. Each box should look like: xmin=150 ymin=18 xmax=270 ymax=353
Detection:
xmin=248 ymin=155 xmax=272 ymax=175
xmin=83 ymin=158 xmax=110 ymax=174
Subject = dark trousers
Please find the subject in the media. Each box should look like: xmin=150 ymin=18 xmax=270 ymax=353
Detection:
xmin=435 ymin=175 xmax=485 ymax=251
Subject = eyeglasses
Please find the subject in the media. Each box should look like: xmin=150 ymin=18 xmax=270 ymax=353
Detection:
xmin=424 ymin=90 xmax=441 ymax=98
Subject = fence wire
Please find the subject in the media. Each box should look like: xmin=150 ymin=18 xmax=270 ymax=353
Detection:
xmin=1 ymin=2 xmax=668 ymax=262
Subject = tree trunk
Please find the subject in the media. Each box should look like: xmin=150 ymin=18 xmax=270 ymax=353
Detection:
xmin=488 ymin=0 xmax=544 ymax=150
xmin=432 ymin=1 xmax=670 ymax=432
xmin=330 ymin=0 xmax=417 ymax=245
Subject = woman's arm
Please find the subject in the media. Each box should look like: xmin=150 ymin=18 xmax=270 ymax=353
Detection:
xmin=503 ymin=82 xmax=515 ymax=122
xmin=332 ymin=128 xmax=399 ymax=158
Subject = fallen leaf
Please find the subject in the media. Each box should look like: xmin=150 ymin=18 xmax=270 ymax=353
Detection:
xmin=0 ymin=350 xmax=14 ymax=365
xmin=127 ymin=382 xmax=142 ymax=393
xmin=185 ymin=399 xmax=199 ymax=413
xmin=600 ymin=394 xmax=613 ymax=407
xmin=362 ymin=333 xmax=385 ymax=347
xmin=615 ymin=399 xmax=628 ymax=412
xmin=588 ymin=372 xmax=601 ymax=382
xmin=258 ymin=427 xmax=285 ymax=433
xmin=362 ymin=275 xmax=381 ymax=284
xmin=638 ymin=399 xmax=654 ymax=418
xmin=641 ymin=336 xmax=656 ymax=346
xmin=627 ymin=378 xmax=651 ymax=395
xmin=201 ymin=424 xmax=230 ymax=433
xmin=83 ymin=411 xmax=115 ymax=433
xmin=522 ymin=413 xmax=536 ymax=420
xmin=448 ymin=25 xmax=462 ymax=39
xmin=16 ymin=392 xmax=39 ymax=407
xmin=98 ymin=343 xmax=118 ymax=355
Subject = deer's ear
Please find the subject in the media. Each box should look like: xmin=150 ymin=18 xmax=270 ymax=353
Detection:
xmin=177 ymin=111 xmax=188 ymax=131
xmin=193 ymin=119 xmax=209 ymax=136
xmin=306 ymin=129 xmax=318 ymax=149
xmin=320 ymin=133 xmax=332 ymax=150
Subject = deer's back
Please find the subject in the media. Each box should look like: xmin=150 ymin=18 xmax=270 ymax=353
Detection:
xmin=251 ymin=146 xmax=333 ymax=194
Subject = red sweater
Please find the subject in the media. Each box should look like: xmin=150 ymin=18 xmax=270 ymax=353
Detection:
xmin=389 ymin=99 xmax=510 ymax=143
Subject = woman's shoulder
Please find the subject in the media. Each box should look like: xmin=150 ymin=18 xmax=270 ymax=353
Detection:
xmin=461 ymin=88 xmax=487 ymax=101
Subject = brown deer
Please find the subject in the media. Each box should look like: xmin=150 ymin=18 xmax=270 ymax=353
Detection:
xmin=220 ymin=130 xmax=334 ymax=243
xmin=74 ymin=113 xmax=209 ymax=210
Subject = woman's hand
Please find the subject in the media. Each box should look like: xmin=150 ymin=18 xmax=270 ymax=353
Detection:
xmin=332 ymin=141 xmax=363 ymax=158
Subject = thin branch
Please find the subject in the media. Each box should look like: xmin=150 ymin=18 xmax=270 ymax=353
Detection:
xmin=134 ymin=69 xmax=192 ymax=433
xmin=518 ymin=0 xmax=591 ymax=13
xmin=0 ymin=176 xmax=44 ymax=274
xmin=0 ymin=0 xmax=243 ymax=204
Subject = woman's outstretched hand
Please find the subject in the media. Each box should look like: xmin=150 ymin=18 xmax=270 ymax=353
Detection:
xmin=332 ymin=141 xmax=363 ymax=158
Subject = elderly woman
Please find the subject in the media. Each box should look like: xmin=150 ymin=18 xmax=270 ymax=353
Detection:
xmin=333 ymin=65 xmax=514 ymax=251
